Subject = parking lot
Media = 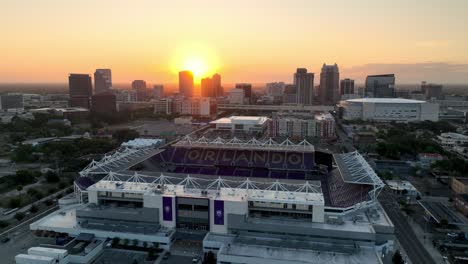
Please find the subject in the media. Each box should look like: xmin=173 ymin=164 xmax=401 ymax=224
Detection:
xmin=93 ymin=249 xmax=150 ymax=264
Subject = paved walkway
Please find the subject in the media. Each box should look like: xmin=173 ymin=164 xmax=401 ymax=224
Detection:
xmin=407 ymin=215 xmax=445 ymax=263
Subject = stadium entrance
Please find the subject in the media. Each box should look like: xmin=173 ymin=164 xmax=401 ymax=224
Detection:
xmin=176 ymin=197 xmax=210 ymax=231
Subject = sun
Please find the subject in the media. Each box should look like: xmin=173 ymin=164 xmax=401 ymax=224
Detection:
xmin=181 ymin=56 xmax=208 ymax=78
xmin=170 ymin=44 xmax=220 ymax=82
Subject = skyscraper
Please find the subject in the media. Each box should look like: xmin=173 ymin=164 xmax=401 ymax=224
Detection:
xmin=179 ymin=71 xmax=194 ymax=98
xmin=94 ymin=69 xmax=112 ymax=94
xmin=283 ymin=85 xmax=297 ymax=104
xmin=153 ymin=85 xmax=164 ymax=99
xmin=340 ymin=79 xmax=355 ymax=95
xmin=69 ymin=74 xmax=92 ymax=108
xmin=319 ymin=64 xmax=340 ymax=105
xmin=91 ymin=90 xmax=116 ymax=114
xmin=212 ymin=73 xmax=223 ymax=97
xmin=365 ymin=74 xmax=395 ymax=98
xmin=235 ymin=83 xmax=252 ymax=104
xmin=294 ymin=68 xmax=314 ymax=105
xmin=425 ymin=83 xmax=443 ymax=100
xmin=132 ymin=80 xmax=147 ymax=101
xmin=201 ymin=77 xmax=214 ymax=97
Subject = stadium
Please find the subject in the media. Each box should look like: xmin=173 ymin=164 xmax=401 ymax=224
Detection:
xmin=31 ymin=136 xmax=394 ymax=264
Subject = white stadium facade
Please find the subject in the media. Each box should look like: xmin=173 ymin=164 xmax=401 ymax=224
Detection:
xmin=30 ymin=137 xmax=395 ymax=264
xmin=340 ymin=98 xmax=439 ymax=122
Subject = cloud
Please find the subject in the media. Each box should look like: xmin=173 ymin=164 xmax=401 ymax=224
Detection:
xmin=342 ymin=62 xmax=468 ymax=84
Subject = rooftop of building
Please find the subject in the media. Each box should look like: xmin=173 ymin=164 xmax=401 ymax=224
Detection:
xmin=210 ymin=116 xmax=269 ymax=125
xmin=366 ymin=74 xmax=395 ymax=78
xmin=121 ymin=138 xmax=164 ymax=149
xmin=453 ymin=177 xmax=468 ymax=185
xmin=346 ymin=98 xmax=426 ymax=104
xmin=439 ymin=132 xmax=468 ymax=139
xmin=386 ymin=180 xmax=418 ymax=192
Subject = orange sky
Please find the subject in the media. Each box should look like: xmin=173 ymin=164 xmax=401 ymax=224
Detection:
xmin=1 ymin=0 xmax=468 ymax=84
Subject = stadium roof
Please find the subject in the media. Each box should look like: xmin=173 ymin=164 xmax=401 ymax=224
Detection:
xmin=174 ymin=136 xmax=315 ymax=152
xmin=121 ymin=138 xmax=164 ymax=149
xmin=87 ymin=172 xmax=323 ymax=205
xmin=79 ymin=147 xmax=164 ymax=176
xmin=333 ymin=151 xmax=384 ymax=198
xmin=346 ymin=98 xmax=425 ymax=104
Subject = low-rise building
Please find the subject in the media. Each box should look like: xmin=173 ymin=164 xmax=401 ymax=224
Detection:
xmin=437 ymin=132 xmax=468 ymax=148
xmin=417 ymin=153 xmax=443 ymax=169
xmin=210 ymin=116 xmax=269 ymax=134
xmin=340 ymin=98 xmax=439 ymax=122
xmin=451 ymin=177 xmax=468 ymax=195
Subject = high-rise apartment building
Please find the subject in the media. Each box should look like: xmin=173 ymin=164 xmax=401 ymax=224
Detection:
xmin=201 ymin=77 xmax=214 ymax=97
xmin=283 ymin=85 xmax=297 ymax=104
xmin=132 ymin=80 xmax=147 ymax=101
xmin=294 ymin=68 xmax=314 ymax=105
xmin=94 ymin=69 xmax=112 ymax=94
xmin=69 ymin=74 xmax=92 ymax=108
xmin=319 ymin=64 xmax=340 ymax=105
xmin=365 ymin=74 xmax=395 ymax=98
xmin=426 ymin=84 xmax=443 ymax=100
xmin=179 ymin=71 xmax=194 ymax=98
xmin=340 ymin=79 xmax=354 ymax=95
xmin=235 ymin=83 xmax=252 ymax=104
xmin=266 ymin=82 xmax=285 ymax=97
xmin=152 ymin=85 xmax=164 ymax=99
xmin=212 ymin=73 xmax=223 ymax=97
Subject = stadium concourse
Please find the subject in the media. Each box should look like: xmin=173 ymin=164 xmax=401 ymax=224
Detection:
xmin=31 ymin=135 xmax=393 ymax=264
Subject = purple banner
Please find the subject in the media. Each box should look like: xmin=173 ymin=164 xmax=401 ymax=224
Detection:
xmin=214 ymin=200 xmax=224 ymax=225
xmin=162 ymin=197 xmax=173 ymax=221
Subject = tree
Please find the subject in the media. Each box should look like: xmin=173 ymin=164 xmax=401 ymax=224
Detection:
xmin=30 ymin=205 xmax=39 ymax=213
xmin=122 ymin=238 xmax=129 ymax=246
xmin=112 ymin=237 xmax=120 ymax=246
xmin=16 ymin=185 xmax=23 ymax=195
xmin=440 ymin=218 xmax=449 ymax=227
xmin=132 ymin=239 xmax=139 ymax=247
xmin=45 ymin=171 xmax=60 ymax=183
xmin=392 ymin=250 xmax=404 ymax=264
xmin=204 ymin=251 xmax=216 ymax=264
xmin=14 ymin=212 xmax=26 ymax=221
xmin=142 ymin=241 xmax=148 ymax=248
xmin=0 ymin=220 xmax=10 ymax=229
xmin=8 ymin=198 xmax=21 ymax=208
xmin=112 ymin=129 xmax=139 ymax=144
xmin=147 ymin=247 xmax=156 ymax=260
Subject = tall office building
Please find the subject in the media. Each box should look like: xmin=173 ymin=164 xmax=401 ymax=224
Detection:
xmin=235 ymin=83 xmax=252 ymax=104
xmin=319 ymin=64 xmax=340 ymax=105
xmin=152 ymin=85 xmax=164 ymax=99
xmin=91 ymin=90 xmax=116 ymax=114
xmin=340 ymin=79 xmax=354 ymax=95
xmin=294 ymin=68 xmax=314 ymax=105
xmin=69 ymin=74 xmax=92 ymax=108
xmin=365 ymin=74 xmax=395 ymax=98
xmin=266 ymin=82 xmax=285 ymax=97
xmin=132 ymin=80 xmax=147 ymax=101
xmin=425 ymin=83 xmax=443 ymax=100
xmin=179 ymin=71 xmax=194 ymax=98
xmin=94 ymin=69 xmax=112 ymax=94
xmin=201 ymin=77 xmax=215 ymax=97
xmin=212 ymin=73 xmax=223 ymax=97
xmin=283 ymin=85 xmax=297 ymax=104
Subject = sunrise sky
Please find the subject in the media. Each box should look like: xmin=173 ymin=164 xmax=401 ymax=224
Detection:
xmin=2 ymin=0 xmax=468 ymax=84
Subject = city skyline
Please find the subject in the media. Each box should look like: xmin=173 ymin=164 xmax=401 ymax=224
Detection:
xmin=2 ymin=0 xmax=468 ymax=84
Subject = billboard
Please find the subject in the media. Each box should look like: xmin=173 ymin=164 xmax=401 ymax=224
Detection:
xmin=214 ymin=200 xmax=224 ymax=225
xmin=163 ymin=196 xmax=173 ymax=221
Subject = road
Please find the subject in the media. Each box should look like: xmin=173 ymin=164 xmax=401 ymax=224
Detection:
xmin=379 ymin=190 xmax=436 ymax=264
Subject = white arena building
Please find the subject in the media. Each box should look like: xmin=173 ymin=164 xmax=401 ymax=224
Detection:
xmin=340 ymin=98 xmax=439 ymax=122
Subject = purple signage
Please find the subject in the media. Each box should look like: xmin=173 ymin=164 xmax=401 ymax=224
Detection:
xmin=162 ymin=197 xmax=173 ymax=221
xmin=214 ymin=200 xmax=224 ymax=225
